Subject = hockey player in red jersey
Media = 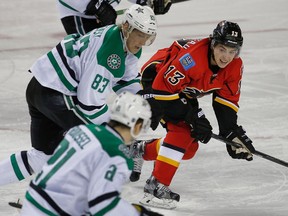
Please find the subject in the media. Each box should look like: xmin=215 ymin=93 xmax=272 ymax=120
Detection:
xmin=131 ymin=20 xmax=256 ymax=209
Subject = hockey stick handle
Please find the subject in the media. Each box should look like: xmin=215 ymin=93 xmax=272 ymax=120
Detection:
xmin=211 ymin=133 xmax=288 ymax=168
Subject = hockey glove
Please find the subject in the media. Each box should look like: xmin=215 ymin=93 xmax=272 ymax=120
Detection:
xmin=185 ymin=108 xmax=212 ymax=144
xmin=137 ymin=0 xmax=172 ymax=15
xmin=151 ymin=0 xmax=172 ymax=15
xmin=146 ymin=97 xmax=163 ymax=130
xmin=138 ymin=90 xmax=164 ymax=131
xmin=225 ymin=126 xmax=255 ymax=161
xmin=85 ymin=0 xmax=117 ymax=26
xmin=132 ymin=203 xmax=164 ymax=216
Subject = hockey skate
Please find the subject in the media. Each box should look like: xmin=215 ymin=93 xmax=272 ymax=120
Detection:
xmin=139 ymin=175 xmax=180 ymax=209
xmin=129 ymin=140 xmax=146 ymax=182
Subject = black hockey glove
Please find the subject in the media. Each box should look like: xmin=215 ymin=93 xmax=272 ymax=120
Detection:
xmin=132 ymin=203 xmax=164 ymax=216
xmin=225 ymin=126 xmax=255 ymax=161
xmin=185 ymin=108 xmax=212 ymax=144
xmin=146 ymin=97 xmax=163 ymax=130
xmin=151 ymin=0 xmax=172 ymax=14
xmin=85 ymin=0 xmax=117 ymax=26
xmin=137 ymin=0 xmax=172 ymax=15
xmin=137 ymin=90 xmax=164 ymax=131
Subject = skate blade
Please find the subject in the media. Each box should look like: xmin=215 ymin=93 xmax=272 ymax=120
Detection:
xmin=139 ymin=193 xmax=178 ymax=210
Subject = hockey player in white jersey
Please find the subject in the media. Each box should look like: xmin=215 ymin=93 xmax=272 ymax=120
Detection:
xmin=57 ymin=0 xmax=172 ymax=34
xmin=20 ymin=91 xmax=162 ymax=216
xmin=0 ymin=4 xmax=161 ymax=187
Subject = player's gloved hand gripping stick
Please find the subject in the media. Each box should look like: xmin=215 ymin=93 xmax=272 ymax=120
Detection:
xmin=212 ymin=133 xmax=288 ymax=168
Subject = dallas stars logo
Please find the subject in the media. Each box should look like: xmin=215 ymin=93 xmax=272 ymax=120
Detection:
xmin=107 ymin=54 xmax=121 ymax=70
xmin=136 ymin=7 xmax=144 ymax=13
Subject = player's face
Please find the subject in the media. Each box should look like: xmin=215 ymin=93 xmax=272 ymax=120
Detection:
xmin=212 ymin=44 xmax=238 ymax=68
xmin=126 ymin=29 xmax=152 ymax=54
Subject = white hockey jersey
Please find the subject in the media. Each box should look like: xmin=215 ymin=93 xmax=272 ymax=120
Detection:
xmin=20 ymin=124 xmax=140 ymax=216
xmin=56 ymin=0 xmax=140 ymax=19
xmin=30 ymin=24 xmax=142 ymax=125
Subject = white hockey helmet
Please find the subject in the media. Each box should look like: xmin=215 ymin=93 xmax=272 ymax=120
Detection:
xmin=122 ymin=4 xmax=157 ymax=46
xmin=110 ymin=91 xmax=151 ymax=139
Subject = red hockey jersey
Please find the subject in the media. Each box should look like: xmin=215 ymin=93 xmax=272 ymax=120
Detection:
xmin=141 ymin=38 xmax=244 ymax=134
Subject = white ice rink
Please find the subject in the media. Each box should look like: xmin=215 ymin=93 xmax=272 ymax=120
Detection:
xmin=1 ymin=0 xmax=288 ymax=215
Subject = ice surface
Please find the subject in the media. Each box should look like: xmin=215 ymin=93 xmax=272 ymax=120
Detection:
xmin=1 ymin=0 xmax=288 ymax=215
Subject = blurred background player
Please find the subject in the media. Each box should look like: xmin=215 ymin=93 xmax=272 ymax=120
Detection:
xmin=130 ymin=20 xmax=256 ymax=209
xmin=0 ymin=4 xmax=160 ymax=187
xmin=20 ymin=91 xmax=162 ymax=216
xmin=57 ymin=0 xmax=172 ymax=34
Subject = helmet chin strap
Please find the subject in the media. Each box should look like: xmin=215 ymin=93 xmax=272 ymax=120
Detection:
xmin=122 ymin=31 xmax=129 ymax=52
xmin=122 ymin=24 xmax=133 ymax=53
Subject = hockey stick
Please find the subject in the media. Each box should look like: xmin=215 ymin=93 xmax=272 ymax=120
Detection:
xmin=211 ymin=133 xmax=288 ymax=168
xmin=8 ymin=199 xmax=22 ymax=209
xmin=116 ymin=0 xmax=190 ymax=15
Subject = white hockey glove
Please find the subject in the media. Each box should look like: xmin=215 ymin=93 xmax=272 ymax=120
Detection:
xmin=226 ymin=126 xmax=255 ymax=161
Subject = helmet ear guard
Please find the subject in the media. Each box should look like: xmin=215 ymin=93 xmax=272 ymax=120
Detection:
xmin=110 ymin=91 xmax=152 ymax=139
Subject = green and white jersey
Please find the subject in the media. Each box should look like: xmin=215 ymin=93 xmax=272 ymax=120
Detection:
xmin=30 ymin=25 xmax=142 ymax=125
xmin=57 ymin=0 xmax=141 ymax=19
xmin=21 ymin=124 xmax=139 ymax=216
xmin=57 ymin=0 xmax=121 ymax=19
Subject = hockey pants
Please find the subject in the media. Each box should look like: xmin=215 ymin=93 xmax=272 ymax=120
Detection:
xmin=143 ymin=121 xmax=199 ymax=186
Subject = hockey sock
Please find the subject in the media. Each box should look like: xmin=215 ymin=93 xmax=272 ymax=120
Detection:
xmin=143 ymin=138 xmax=163 ymax=160
xmin=153 ymin=160 xmax=177 ymax=186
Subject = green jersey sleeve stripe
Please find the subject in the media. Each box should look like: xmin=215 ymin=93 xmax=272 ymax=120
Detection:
xmin=113 ymin=79 xmax=141 ymax=92
xmin=47 ymin=51 xmax=77 ymax=92
xmin=10 ymin=154 xmax=25 ymax=181
xmin=25 ymin=191 xmax=58 ymax=216
xmin=58 ymin=0 xmax=79 ymax=12
xmin=72 ymin=103 xmax=108 ymax=121
xmin=93 ymin=197 xmax=121 ymax=216
xmin=63 ymin=95 xmax=107 ymax=124
xmin=63 ymin=95 xmax=92 ymax=124
xmin=85 ymin=104 xmax=109 ymax=119
xmin=55 ymin=43 xmax=78 ymax=83
xmin=72 ymin=104 xmax=108 ymax=120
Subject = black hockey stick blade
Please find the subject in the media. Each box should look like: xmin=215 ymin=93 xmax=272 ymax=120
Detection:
xmin=8 ymin=199 xmax=22 ymax=209
xmin=211 ymin=133 xmax=288 ymax=168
